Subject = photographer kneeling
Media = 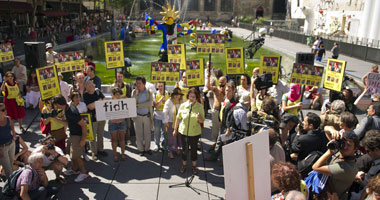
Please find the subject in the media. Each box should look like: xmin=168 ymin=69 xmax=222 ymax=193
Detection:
xmin=32 ymin=136 xmax=69 ymax=184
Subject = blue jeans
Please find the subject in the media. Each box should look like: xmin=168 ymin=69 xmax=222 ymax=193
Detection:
xmin=153 ymin=119 xmax=164 ymax=148
xmin=315 ymin=56 xmax=322 ymax=61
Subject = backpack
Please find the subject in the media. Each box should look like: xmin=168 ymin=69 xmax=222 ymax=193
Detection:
xmin=226 ymin=105 xmax=247 ymax=141
xmin=2 ymin=167 xmax=33 ymax=197
xmin=297 ymin=151 xmax=323 ymax=178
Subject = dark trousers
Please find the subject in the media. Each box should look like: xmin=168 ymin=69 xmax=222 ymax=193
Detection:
xmin=181 ymin=134 xmax=200 ymax=162
xmin=332 ymin=55 xmax=338 ymax=59
xmin=25 ymin=185 xmax=60 ymax=200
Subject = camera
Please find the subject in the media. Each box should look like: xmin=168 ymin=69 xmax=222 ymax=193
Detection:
xmin=47 ymin=143 xmax=55 ymax=150
xmin=254 ymin=73 xmax=273 ymax=90
xmin=327 ymin=139 xmax=346 ymax=151
xmin=41 ymin=110 xmax=60 ymax=119
xmin=344 ymin=76 xmax=354 ymax=82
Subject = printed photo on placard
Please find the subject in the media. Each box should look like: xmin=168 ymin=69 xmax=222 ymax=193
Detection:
xmin=197 ymin=34 xmax=225 ymax=54
xmin=323 ymin=59 xmax=347 ymax=92
xmin=226 ymin=47 xmax=245 ymax=75
xmin=0 ymin=43 xmax=14 ymax=63
xmin=104 ymin=40 xmax=125 ymax=69
xmin=259 ymin=56 xmax=281 ymax=84
xmin=36 ymin=66 xmax=61 ymax=100
xmin=168 ymin=44 xmax=186 ymax=70
xmin=186 ymin=59 xmax=205 ymax=87
xmin=150 ymin=62 xmax=179 ymax=85
xmin=54 ymin=51 xmax=85 ymax=73
xmin=290 ymin=63 xmax=323 ymax=87
xmin=81 ymin=113 xmax=94 ymax=141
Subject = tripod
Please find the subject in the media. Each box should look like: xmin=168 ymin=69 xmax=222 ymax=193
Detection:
xmin=169 ymin=103 xmax=200 ymax=195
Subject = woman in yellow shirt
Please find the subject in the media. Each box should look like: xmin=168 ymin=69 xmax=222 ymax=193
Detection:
xmin=173 ymin=88 xmax=204 ymax=175
xmin=282 ymin=84 xmax=302 ymax=117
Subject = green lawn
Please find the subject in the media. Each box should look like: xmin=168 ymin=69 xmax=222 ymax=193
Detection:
xmin=95 ymin=34 xmax=280 ymax=84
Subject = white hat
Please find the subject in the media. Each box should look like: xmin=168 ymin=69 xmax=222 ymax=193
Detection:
xmin=46 ymin=43 xmax=53 ymax=49
xmin=239 ymin=93 xmax=250 ymax=104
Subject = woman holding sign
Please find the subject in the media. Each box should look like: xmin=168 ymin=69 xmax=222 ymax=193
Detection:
xmin=1 ymin=72 xmax=26 ymax=133
xmin=173 ymin=88 xmax=204 ymax=175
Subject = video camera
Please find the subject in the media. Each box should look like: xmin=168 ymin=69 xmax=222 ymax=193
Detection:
xmin=327 ymin=139 xmax=346 ymax=151
xmin=254 ymin=73 xmax=273 ymax=90
xmin=247 ymin=110 xmax=277 ymax=130
xmin=41 ymin=109 xmax=62 ymax=119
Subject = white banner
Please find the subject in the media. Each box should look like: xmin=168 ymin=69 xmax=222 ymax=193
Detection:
xmin=367 ymin=72 xmax=380 ymax=95
xmin=95 ymin=98 xmax=137 ymax=121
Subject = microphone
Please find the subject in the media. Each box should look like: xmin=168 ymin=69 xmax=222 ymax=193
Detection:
xmin=189 ymin=102 xmax=193 ymax=114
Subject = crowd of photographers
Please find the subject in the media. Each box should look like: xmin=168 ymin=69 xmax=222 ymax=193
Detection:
xmin=1 ymin=56 xmax=380 ymax=199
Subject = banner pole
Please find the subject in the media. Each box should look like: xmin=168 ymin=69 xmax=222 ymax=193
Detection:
xmin=245 ymin=142 xmax=255 ymax=200
xmin=299 ymin=85 xmax=305 ymax=121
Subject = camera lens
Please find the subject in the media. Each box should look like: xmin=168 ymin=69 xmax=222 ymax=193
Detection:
xmin=327 ymin=140 xmax=339 ymax=150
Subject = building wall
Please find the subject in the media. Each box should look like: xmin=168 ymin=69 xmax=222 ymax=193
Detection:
xmin=239 ymin=0 xmax=274 ymax=19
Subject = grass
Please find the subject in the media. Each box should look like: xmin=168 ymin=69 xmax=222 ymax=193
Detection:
xmin=95 ymin=33 xmax=280 ymax=84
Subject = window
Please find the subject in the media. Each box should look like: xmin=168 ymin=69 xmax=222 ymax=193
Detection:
xmin=204 ymin=0 xmax=215 ymax=11
xmin=221 ymin=0 xmax=233 ymax=12
xmin=187 ymin=0 xmax=198 ymax=11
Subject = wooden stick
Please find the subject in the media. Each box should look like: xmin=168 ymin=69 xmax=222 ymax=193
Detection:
xmin=246 ymin=142 xmax=255 ymax=200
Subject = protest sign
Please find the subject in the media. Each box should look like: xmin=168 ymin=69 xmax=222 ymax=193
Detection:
xmin=168 ymin=44 xmax=186 ymax=70
xmin=36 ymin=66 xmax=61 ymax=100
xmin=104 ymin=40 xmax=125 ymax=69
xmin=226 ymin=47 xmax=245 ymax=75
xmin=55 ymin=51 xmax=85 ymax=73
xmin=0 ymin=43 xmax=14 ymax=63
xmin=259 ymin=56 xmax=281 ymax=84
xmin=150 ymin=62 xmax=180 ymax=84
xmin=196 ymin=33 xmax=225 ymax=54
xmin=290 ymin=63 xmax=324 ymax=87
xmin=95 ymin=98 xmax=137 ymax=121
xmin=186 ymin=59 xmax=205 ymax=87
xmin=367 ymin=72 xmax=380 ymax=95
xmin=80 ymin=113 xmax=94 ymax=141
xmin=323 ymin=59 xmax=347 ymax=92
xmin=223 ymin=130 xmax=271 ymax=200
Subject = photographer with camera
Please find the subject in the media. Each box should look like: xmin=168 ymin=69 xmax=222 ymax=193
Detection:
xmin=320 ymin=100 xmax=346 ymax=131
xmin=32 ymin=136 xmax=68 ymax=184
xmin=250 ymin=74 xmax=273 ymax=112
xmin=311 ymin=131 xmax=359 ymax=199
xmin=247 ymin=97 xmax=280 ymax=136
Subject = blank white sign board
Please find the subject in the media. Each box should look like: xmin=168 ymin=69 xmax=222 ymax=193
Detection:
xmin=223 ymin=131 xmax=271 ymax=200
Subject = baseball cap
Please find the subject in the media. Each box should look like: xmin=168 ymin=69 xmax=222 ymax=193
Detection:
xmin=46 ymin=43 xmax=53 ymax=49
xmin=279 ymin=113 xmax=299 ymax=129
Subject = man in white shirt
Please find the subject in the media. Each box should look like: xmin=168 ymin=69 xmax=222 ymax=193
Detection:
xmin=12 ymin=58 xmax=27 ymax=94
xmin=46 ymin=43 xmax=57 ymax=65
xmin=58 ymin=73 xmax=71 ymax=102
xmin=268 ymin=80 xmax=289 ymax=106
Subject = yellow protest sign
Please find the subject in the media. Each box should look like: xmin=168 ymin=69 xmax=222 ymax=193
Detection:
xmin=290 ymin=63 xmax=324 ymax=87
xmin=36 ymin=66 xmax=61 ymax=100
xmin=186 ymin=59 xmax=205 ymax=87
xmin=104 ymin=40 xmax=125 ymax=69
xmin=80 ymin=113 xmax=94 ymax=141
xmin=0 ymin=43 xmax=14 ymax=63
xmin=54 ymin=51 xmax=85 ymax=73
xmin=168 ymin=44 xmax=186 ymax=70
xmin=226 ymin=47 xmax=245 ymax=75
xmin=150 ymin=62 xmax=180 ymax=85
xmin=323 ymin=59 xmax=347 ymax=92
xmin=259 ymin=56 xmax=281 ymax=84
xmin=196 ymin=34 xmax=225 ymax=54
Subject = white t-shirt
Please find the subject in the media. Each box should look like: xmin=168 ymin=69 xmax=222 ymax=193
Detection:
xmin=145 ymin=82 xmax=156 ymax=94
xmin=33 ymin=145 xmax=64 ymax=167
xmin=237 ymin=85 xmax=250 ymax=99
xmin=268 ymin=80 xmax=289 ymax=105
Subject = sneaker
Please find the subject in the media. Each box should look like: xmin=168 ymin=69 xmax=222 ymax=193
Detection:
xmin=74 ymin=173 xmax=90 ymax=182
xmin=64 ymin=169 xmax=79 ymax=176
xmin=145 ymin=150 xmax=152 ymax=155
xmin=98 ymin=151 xmax=108 ymax=157
xmin=83 ymin=154 xmax=90 ymax=162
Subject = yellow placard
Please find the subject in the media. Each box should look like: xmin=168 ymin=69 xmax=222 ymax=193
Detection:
xmin=0 ymin=43 xmax=14 ymax=63
xmin=80 ymin=113 xmax=94 ymax=141
xmin=323 ymin=59 xmax=347 ymax=92
xmin=36 ymin=66 xmax=61 ymax=100
xmin=226 ymin=47 xmax=245 ymax=75
xmin=104 ymin=40 xmax=125 ymax=69
xmin=186 ymin=59 xmax=205 ymax=87
xmin=168 ymin=44 xmax=186 ymax=70
xmin=290 ymin=63 xmax=324 ymax=87
xmin=259 ymin=56 xmax=281 ymax=84
xmin=150 ymin=62 xmax=180 ymax=85
xmin=196 ymin=34 xmax=225 ymax=54
xmin=54 ymin=51 xmax=85 ymax=73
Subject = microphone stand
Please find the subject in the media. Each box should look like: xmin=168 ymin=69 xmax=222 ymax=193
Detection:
xmin=169 ymin=102 xmax=200 ymax=195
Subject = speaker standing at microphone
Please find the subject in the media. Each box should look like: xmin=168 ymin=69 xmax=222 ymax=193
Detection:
xmin=173 ymin=88 xmax=205 ymax=175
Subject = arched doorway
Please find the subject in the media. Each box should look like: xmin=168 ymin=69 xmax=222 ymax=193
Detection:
xmin=256 ymin=6 xmax=264 ymax=18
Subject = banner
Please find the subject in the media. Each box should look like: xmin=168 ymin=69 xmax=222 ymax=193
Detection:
xmin=196 ymin=34 xmax=225 ymax=54
xmin=104 ymin=40 xmax=125 ymax=69
xmin=54 ymin=51 xmax=85 ymax=73
xmin=80 ymin=113 xmax=94 ymax=141
xmin=36 ymin=66 xmax=61 ymax=100
xmin=0 ymin=43 xmax=14 ymax=63
xmin=259 ymin=56 xmax=281 ymax=84
xmin=168 ymin=44 xmax=186 ymax=70
xmin=186 ymin=59 xmax=205 ymax=87
xmin=226 ymin=47 xmax=245 ymax=75
xmin=366 ymin=72 xmax=380 ymax=95
xmin=323 ymin=59 xmax=347 ymax=92
xmin=150 ymin=62 xmax=180 ymax=84
xmin=290 ymin=63 xmax=324 ymax=87
xmin=95 ymin=98 xmax=137 ymax=121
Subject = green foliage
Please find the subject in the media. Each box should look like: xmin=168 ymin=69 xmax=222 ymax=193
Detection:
xmin=255 ymin=17 xmax=270 ymax=25
xmin=238 ymin=16 xmax=255 ymax=24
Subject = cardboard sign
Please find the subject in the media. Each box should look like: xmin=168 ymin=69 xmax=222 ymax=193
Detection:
xmin=168 ymin=44 xmax=186 ymax=70
xmin=226 ymin=47 xmax=245 ymax=75
xmin=150 ymin=62 xmax=180 ymax=84
xmin=0 ymin=43 xmax=14 ymax=63
xmin=290 ymin=63 xmax=324 ymax=87
xmin=196 ymin=33 xmax=225 ymax=54
xmin=54 ymin=51 xmax=85 ymax=73
xmin=185 ymin=59 xmax=205 ymax=87
xmin=95 ymin=98 xmax=137 ymax=121
xmin=223 ymin=131 xmax=271 ymax=200
xmin=367 ymin=72 xmax=380 ymax=95
xmin=104 ymin=40 xmax=125 ymax=69
xmin=80 ymin=113 xmax=94 ymax=141
xmin=323 ymin=59 xmax=347 ymax=92
xmin=36 ymin=66 xmax=61 ymax=100
xmin=259 ymin=56 xmax=281 ymax=84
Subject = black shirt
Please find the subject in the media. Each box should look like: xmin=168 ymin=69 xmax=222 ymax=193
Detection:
xmin=85 ymin=75 xmax=102 ymax=90
xmin=83 ymin=89 xmax=105 ymax=122
xmin=291 ymin=128 xmax=328 ymax=161
xmin=317 ymin=48 xmax=325 ymax=57
xmin=65 ymin=104 xmax=83 ymax=136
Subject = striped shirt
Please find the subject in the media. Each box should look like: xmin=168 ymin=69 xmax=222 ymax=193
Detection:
xmin=16 ymin=166 xmax=39 ymax=192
